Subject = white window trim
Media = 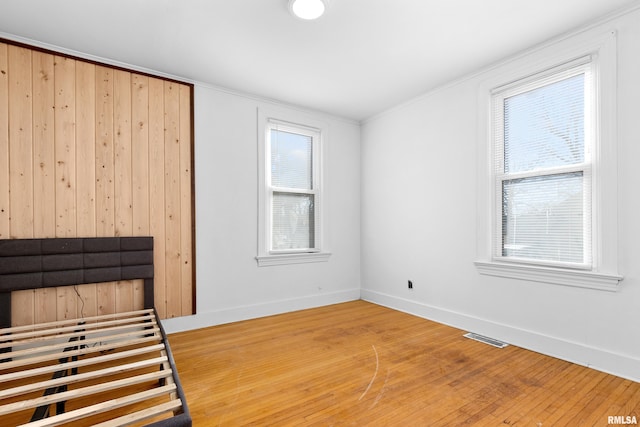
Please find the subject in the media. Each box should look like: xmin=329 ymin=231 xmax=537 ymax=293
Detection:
xmin=256 ymin=107 xmax=331 ymax=267
xmin=475 ymin=30 xmax=622 ymax=291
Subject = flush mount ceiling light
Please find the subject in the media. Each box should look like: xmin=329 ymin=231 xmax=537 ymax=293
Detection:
xmin=288 ymin=0 xmax=328 ymax=20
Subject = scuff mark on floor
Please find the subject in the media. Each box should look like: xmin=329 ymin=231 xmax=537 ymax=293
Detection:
xmin=369 ymin=368 xmax=391 ymax=409
xmin=358 ymin=344 xmax=379 ymax=401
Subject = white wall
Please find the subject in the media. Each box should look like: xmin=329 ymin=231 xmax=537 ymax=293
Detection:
xmin=360 ymin=6 xmax=640 ymax=381
xmin=162 ymin=85 xmax=362 ymax=332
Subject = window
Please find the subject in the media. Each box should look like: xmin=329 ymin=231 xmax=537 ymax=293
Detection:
xmin=257 ymin=109 xmax=330 ymax=266
xmin=269 ymin=121 xmax=319 ymax=252
xmin=475 ymin=31 xmax=622 ymax=290
xmin=492 ymin=59 xmax=593 ymax=269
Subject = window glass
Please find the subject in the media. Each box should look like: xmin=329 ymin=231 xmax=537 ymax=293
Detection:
xmin=503 ymin=74 xmax=585 ymax=174
xmin=272 ymin=192 xmax=315 ymax=250
xmin=502 ymin=172 xmax=584 ymax=263
xmin=270 ymin=129 xmax=313 ymax=190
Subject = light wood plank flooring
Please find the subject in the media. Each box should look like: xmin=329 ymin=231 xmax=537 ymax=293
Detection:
xmin=168 ymin=300 xmax=640 ymax=426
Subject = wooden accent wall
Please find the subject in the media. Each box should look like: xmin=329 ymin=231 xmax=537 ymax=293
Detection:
xmin=0 ymin=41 xmax=194 ymax=326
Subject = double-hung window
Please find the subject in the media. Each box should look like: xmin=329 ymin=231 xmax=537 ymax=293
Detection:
xmin=268 ymin=121 xmax=319 ymax=253
xmin=475 ymin=31 xmax=622 ymax=290
xmin=492 ymin=59 xmax=593 ymax=269
xmin=257 ymin=109 xmax=330 ymax=266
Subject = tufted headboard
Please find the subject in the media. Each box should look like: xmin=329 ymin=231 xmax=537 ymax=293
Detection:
xmin=0 ymin=236 xmax=154 ymax=328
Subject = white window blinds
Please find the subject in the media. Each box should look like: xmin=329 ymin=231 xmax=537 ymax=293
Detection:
xmin=493 ymin=61 xmax=593 ymax=268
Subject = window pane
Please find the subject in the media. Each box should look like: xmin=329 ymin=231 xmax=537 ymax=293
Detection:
xmin=272 ymin=192 xmax=315 ymax=250
xmin=271 ymin=129 xmax=312 ymax=190
xmin=504 ymin=74 xmax=584 ymax=173
xmin=502 ymin=172 xmax=584 ymax=263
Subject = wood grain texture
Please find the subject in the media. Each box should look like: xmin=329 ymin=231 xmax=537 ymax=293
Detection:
xmin=75 ymin=61 xmax=97 ymax=238
xmin=0 ymin=41 xmax=194 ymax=326
xmin=0 ymin=43 xmax=9 ymax=239
xmin=8 ymin=45 xmax=35 ymax=327
xmin=163 ymin=82 xmax=181 ymax=319
xmin=148 ymin=77 xmax=166 ymax=318
xmin=168 ymin=301 xmax=640 ymax=426
xmin=31 ymin=51 xmax=55 ymax=239
xmin=8 ymin=44 xmax=33 ymax=238
xmin=179 ymin=84 xmax=193 ymax=315
xmin=53 ymin=55 xmax=76 ymax=238
xmin=131 ymin=74 xmax=150 ymax=237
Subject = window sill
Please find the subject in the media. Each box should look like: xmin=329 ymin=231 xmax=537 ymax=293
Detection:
xmin=474 ymin=260 xmax=623 ymax=291
xmin=256 ymin=252 xmax=331 ymax=267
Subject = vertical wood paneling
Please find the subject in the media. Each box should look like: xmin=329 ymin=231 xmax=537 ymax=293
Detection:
xmin=8 ymin=45 xmax=34 ymax=238
xmin=95 ymin=65 xmax=115 ymax=237
xmin=32 ymin=51 xmax=57 ymax=324
xmin=132 ymin=279 xmax=144 ymax=312
xmin=2 ymin=44 xmax=194 ymax=326
xmin=148 ymin=77 xmax=166 ymax=318
xmin=0 ymin=41 xmax=15 ymax=318
xmin=35 ymin=288 xmax=57 ymax=324
xmin=56 ymin=285 xmax=77 ymax=322
xmin=114 ymin=69 xmax=132 ymax=237
xmin=0 ymin=44 xmax=11 ymax=239
xmin=95 ymin=65 xmax=116 ymax=316
xmin=76 ymin=61 xmax=96 ymax=237
xmin=164 ymin=82 xmax=181 ymax=318
xmin=179 ymin=84 xmax=193 ymax=314
xmin=31 ymin=51 xmax=55 ymax=238
xmin=132 ymin=74 xmax=150 ymax=236
xmin=132 ymin=74 xmax=150 ymax=313
xmin=75 ymin=60 xmax=98 ymax=320
xmin=76 ymin=284 xmax=97 ymax=320
xmin=54 ymin=56 xmax=76 ymax=238
xmin=114 ymin=70 xmax=134 ymax=313
xmin=53 ymin=56 xmax=77 ymax=320
xmin=11 ymin=290 xmax=35 ymax=327
xmin=8 ymin=45 xmax=35 ymax=327
xmin=95 ymin=286 xmax=117 ymax=319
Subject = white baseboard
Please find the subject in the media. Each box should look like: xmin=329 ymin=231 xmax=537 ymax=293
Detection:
xmin=361 ymin=289 xmax=640 ymax=383
xmin=161 ymin=288 xmax=361 ymax=334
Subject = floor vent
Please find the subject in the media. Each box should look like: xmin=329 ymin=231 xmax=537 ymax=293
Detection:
xmin=463 ymin=332 xmax=509 ymax=348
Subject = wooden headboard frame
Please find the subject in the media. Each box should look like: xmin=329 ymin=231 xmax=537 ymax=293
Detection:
xmin=0 ymin=236 xmax=154 ymax=328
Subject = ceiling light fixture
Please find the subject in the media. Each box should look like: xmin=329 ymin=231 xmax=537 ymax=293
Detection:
xmin=288 ymin=0 xmax=328 ymax=20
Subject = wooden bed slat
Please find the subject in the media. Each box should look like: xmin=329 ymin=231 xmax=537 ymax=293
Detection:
xmin=1 ymin=333 xmax=162 ymax=371
xmin=2 ymin=323 xmax=161 ymax=361
xmin=0 ymin=343 xmax=166 ymax=383
xmin=16 ymin=384 xmax=178 ymax=427
xmin=91 ymin=400 xmax=183 ymax=427
xmin=0 ymin=308 xmax=154 ymax=335
xmin=0 ymin=369 xmax=173 ymax=416
xmin=0 ymin=355 xmax=169 ymax=400
xmin=0 ymin=320 xmax=160 ymax=353
xmin=1 ymin=315 xmax=158 ymax=350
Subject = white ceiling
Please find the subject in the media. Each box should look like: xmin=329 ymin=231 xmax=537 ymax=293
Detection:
xmin=0 ymin=0 xmax=637 ymax=121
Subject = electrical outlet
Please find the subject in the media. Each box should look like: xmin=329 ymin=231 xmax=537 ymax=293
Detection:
xmin=408 ymin=280 xmax=413 ymax=289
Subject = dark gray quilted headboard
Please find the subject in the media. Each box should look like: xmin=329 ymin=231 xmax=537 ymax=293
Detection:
xmin=0 ymin=236 xmax=154 ymax=328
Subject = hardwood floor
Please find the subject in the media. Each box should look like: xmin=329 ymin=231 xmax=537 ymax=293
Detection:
xmin=168 ymin=301 xmax=639 ymax=426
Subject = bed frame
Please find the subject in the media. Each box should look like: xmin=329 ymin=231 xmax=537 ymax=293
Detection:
xmin=0 ymin=237 xmax=192 ymax=426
